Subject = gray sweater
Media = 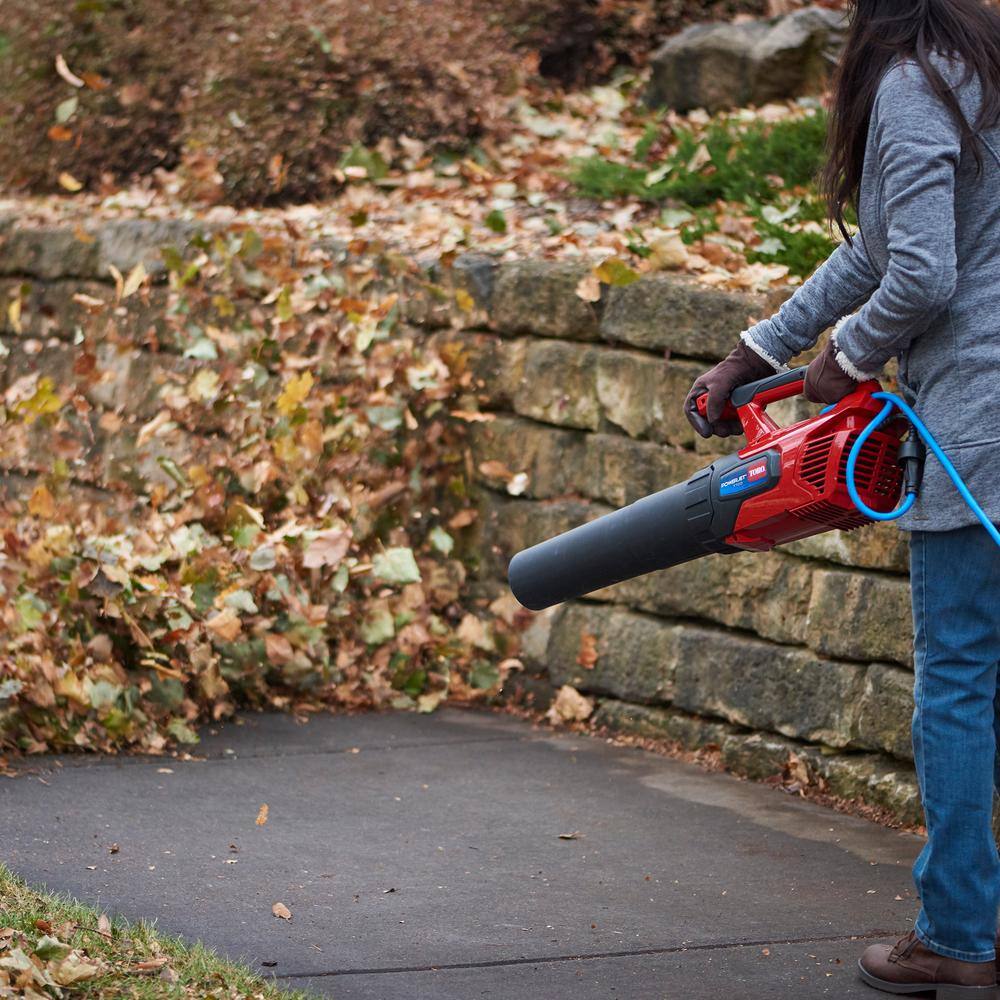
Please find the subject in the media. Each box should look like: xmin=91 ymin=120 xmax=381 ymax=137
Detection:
xmin=745 ymin=55 xmax=1000 ymax=531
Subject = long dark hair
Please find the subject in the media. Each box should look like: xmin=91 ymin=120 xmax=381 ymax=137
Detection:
xmin=823 ymin=0 xmax=1000 ymax=238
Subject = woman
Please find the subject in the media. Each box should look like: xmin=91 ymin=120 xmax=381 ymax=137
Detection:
xmin=685 ymin=0 xmax=1000 ymax=995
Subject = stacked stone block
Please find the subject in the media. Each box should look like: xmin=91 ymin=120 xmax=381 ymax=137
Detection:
xmin=417 ymin=251 xmax=920 ymax=825
xmin=0 ymin=219 xmax=920 ymax=824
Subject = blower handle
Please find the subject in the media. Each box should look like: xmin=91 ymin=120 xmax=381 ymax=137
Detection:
xmin=696 ymin=366 xmax=808 ymax=448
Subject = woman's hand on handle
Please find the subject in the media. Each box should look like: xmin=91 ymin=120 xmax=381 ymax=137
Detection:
xmin=683 ymin=341 xmax=774 ymax=439
xmin=803 ymin=337 xmax=860 ymax=405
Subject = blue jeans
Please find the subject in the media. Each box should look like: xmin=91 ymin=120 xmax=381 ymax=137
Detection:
xmin=911 ymin=524 xmax=1000 ymax=962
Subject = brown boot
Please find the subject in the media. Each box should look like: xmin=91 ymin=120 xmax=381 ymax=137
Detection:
xmin=858 ymin=931 xmax=997 ymax=998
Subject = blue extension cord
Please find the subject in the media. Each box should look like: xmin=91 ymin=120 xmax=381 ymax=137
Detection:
xmin=845 ymin=391 xmax=1000 ymax=547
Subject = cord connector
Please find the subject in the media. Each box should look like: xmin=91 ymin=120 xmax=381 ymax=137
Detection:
xmin=898 ymin=433 xmax=927 ymax=496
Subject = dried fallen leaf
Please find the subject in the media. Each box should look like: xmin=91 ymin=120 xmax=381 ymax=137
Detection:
xmin=577 ymin=632 xmax=599 ymax=670
xmin=264 ymin=633 xmax=294 ymax=664
xmin=50 ymin=952 xmax=101 ymax=985
xmin=271 ymin=902 xmax=292 ymax=920
xmin=302 ymin=528 xmax=351 ymax=569
xmin=546 ymin=685 xmax=594 ymax=724
xmin=122 ymin=262 xmax=147 ymax=299
xmin=255 ymin=803 xmax=269 ymax=826
xmin=478 ymin=460 xmax=512 ymax=480
xmin=575 ymin=272 xmax=601 ymax=302
xmin=7 ymin=295 xmax=21 ymax=334
xmin=55 ymin=54 xmax=85 ymax=88
xmin=206 ymin=607 xmax=241 ymax=643
xmin=276 ymin=371 xmax=314 ymax=416
xmin=58 ymin=172 xmax=83 ymax=193
xmin=27 ymin=485 xmax=55 ymax=519
xmin=134 ymin=957 xmax=169 ymax=972
xmin=448 ymin=508 xmax=477 ymax=529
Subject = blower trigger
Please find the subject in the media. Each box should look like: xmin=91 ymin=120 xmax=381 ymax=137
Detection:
xmin=694 ymin=390 xmax=739 ymax=422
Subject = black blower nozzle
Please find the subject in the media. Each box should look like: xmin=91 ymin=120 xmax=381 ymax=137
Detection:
xmin=508 ymin=460 xmax=742 ymax=611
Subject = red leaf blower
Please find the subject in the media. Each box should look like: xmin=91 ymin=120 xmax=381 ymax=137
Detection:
xmin=508 ymin=367 xmax=929 ymax=612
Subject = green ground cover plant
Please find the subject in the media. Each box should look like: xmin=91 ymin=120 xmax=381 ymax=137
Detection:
xmin=571 ymin=107 xmax=839 ymax=276
xmin=0 ymin=864 xmax=312 ymax=998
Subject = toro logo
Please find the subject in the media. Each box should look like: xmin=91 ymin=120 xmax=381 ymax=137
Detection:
xmin=719 ymin=456 xmax=773 ymax=498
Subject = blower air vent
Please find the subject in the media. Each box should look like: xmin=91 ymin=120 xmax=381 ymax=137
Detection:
xmin=838 ymin=433 xmax=903 ymax=498
xmin=799 ymin=434 xmax=835 ymax=490
xmin=793 ymin=500 xmax=871 ymax=532
xmin=799 ymin=431 xmax=903 ymax=499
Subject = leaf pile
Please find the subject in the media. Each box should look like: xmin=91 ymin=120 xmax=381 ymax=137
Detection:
xmin=0 ymin=0 xmax=812 ymax=203
xmin=5 ymin=80 xmax=845 ymax=302
xmin=0 ymin=226 xmax=520 ymax=754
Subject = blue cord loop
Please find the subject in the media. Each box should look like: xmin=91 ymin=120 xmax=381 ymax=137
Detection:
xmin=846 ymin=391 xmax=1000 ymax=548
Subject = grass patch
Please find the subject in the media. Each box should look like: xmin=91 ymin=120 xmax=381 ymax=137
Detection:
xmin=572 ymin=108 xmax=829 ymax=206
xmin=571 ymin=108 xmax=839 ymax=277
xmin=0 ymin=864 xmax=312 ymax=999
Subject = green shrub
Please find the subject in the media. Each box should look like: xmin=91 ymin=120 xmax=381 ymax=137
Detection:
xmin=571 ymin=108 xmax=829 ymax=206
xmin=571 ymin=108 xmax=836 ymax=277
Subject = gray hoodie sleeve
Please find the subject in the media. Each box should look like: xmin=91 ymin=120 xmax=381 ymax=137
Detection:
xmin=831 ymin=61 xmax=961 ymax=377
xmin=743 ymin=60 xmax=963 ymax=376
xmin=740 ymin=236 xmax=881 ymax=370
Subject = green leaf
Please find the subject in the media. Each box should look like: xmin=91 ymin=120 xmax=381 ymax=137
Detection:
xmin=249 ymin=544 xmax=277 ymax=571
xmin=660 ymin=207 xmax=695 ymax=228
xmin=484 ymin=209 xmax=507 ymax=234
xmin=469 ymin=661 xmax=501 ymax=690
xmin=55 ymin=96 xmax=78 ymax=124
xmin=756 ymin=236 xmax=786 ymax=255
xmin=33 ymin=935 xmax=71 ymax=961
xmin=309 ymin=25 xmax=333 ymax=54
xmin=429 ymin=526 xmax=454 ymax=556
xmin=15 ymin=592 xmax=47 ymax=630
xmin=170 ymin=523 xmax=218 ymax=558
xmin=372 ymin=547 xmax=421 ymax=585
xmin=276 ymin=286 xmax=294 ymax=323
xmin=231 ymin=523 xmax=260 ymax=549
xmin=167 ymin=718 xmax=199 ymax=744
xmin=392 ymin=667 xmax=427 ymax=698
xmin=87 ymin=680 xmax=122 ymax=710
xmin=365 ymin=405 xmax=403 ymax=431
xmin=238 ymin=229 xmax=263 ymax=261
xmin=594 ymin=258 xmax=640 ymax=287
xmin=156 ymin=456 xmax=188 ymax=488
xmin=339 ymin=143 xmax=389 ymax=180
xmin=331 ymin=563 xmax=350 ymax=593
xmin=360 ymin=605 xmax=395 ymax=645
xmin=223 ymin=589 xmax=259 ymax=615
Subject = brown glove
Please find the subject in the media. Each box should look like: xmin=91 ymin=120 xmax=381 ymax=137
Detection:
xmin=684 ymin=341 xmax=775 ymax=439
xmin=803 ymin=337 xmax=860 ymax=405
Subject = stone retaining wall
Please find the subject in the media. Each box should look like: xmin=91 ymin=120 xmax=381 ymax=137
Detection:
xmin=0 ymin=217 xmax=920 ymax=824
xmin=412 ymin=252 xmax=920 ymax=826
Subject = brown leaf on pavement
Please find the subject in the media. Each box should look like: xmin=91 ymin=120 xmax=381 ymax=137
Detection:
xmin=255 ymin=803 xmax=269 ymax=826
xmin=271 ymin=902 xmax=292 ymax=920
